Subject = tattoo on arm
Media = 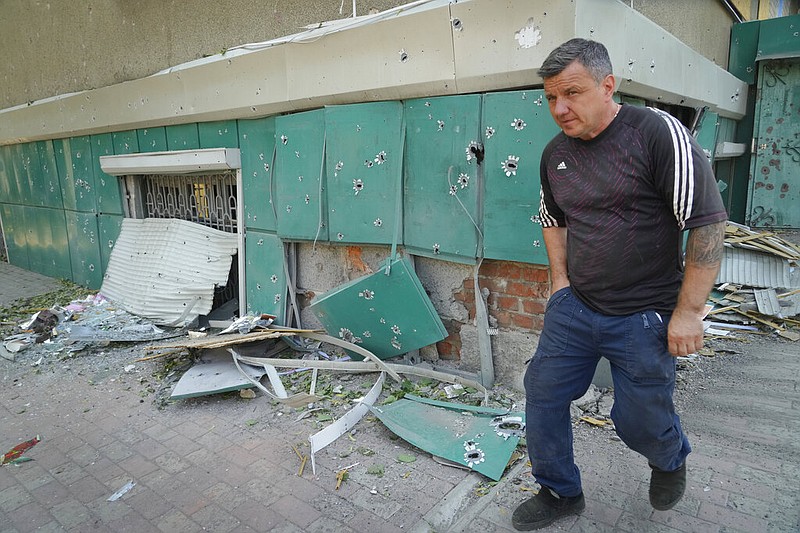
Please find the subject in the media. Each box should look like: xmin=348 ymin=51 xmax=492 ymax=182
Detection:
xmin=685 ymin=221 xmax=725 ymax=267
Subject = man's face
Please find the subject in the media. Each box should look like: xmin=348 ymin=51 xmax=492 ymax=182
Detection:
xmin=543 ymin=60 xmax=615 ymax=141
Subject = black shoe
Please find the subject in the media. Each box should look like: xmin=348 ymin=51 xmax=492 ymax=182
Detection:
xmin=512 ymin=487 xmax=585 ymax=531
xmin=649 ymin=462 xmax=686 ymax=511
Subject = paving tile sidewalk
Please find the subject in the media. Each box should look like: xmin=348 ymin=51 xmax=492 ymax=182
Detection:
xmin=1 ymin=262 xmax=799 ymax=532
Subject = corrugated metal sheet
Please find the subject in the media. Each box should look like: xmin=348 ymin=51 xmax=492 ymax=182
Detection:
xmin=717 ymin=246 xmax=800 ymax=289
xmin=100 ymin=218 xmax=238 ymax=325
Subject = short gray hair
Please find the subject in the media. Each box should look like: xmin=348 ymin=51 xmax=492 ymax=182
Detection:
xmin=538 ymin=38 xmax=613 ymax=84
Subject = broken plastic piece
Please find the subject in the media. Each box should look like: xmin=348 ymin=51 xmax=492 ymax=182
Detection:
xmin=1 ymin=435 xmax=41 ymax=466
xmin=309 ymin=372 xmax=385 ymax=475
xmin=107 ymin=480 xmax=135 ymax=501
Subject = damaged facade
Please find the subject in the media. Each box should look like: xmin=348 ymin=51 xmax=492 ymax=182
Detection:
xmin=1 ymin=0 xmax=797 ymax=390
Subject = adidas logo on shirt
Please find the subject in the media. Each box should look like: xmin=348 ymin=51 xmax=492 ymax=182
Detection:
xmin=557 ymin=161 xmax=567 ymax=170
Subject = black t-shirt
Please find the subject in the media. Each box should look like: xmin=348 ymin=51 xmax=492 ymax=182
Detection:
xmin=539 ymin=104 xmax=727 ymax=315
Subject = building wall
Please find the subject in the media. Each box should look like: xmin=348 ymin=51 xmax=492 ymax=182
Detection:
xmin=0 ymin=0 xmax=751 ymax=390
xmin=1 ymin=0 xmax=737 ymax=110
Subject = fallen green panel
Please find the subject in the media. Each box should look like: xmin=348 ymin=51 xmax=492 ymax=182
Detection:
xmin=482 ymin=90 xmax=559 ymax=264
xmin=36 ymin=140 xmax=63 ymax=209
xmin=137 ymin=127 xmax=168 ymax=153
xmin=309 ymin=255 xmax=446 ymax=359
xmin=370 ymin=394 xmax=524 ymax=481
xmin=199 ymin=120 xmax=239 ymax=148
xmin=92 ymin=134 xmax=124 ymax=215
xmin=98 ymin=214 xmax=124 ymax=275
xmin=0 ymin=203 xmax=30 ymax=269
xmin=274 ymin=109 xmax=328 ymax=241
xmin=239 ymin=117 xmax=277 ymax=232
xmin=325 ymin=102 xmax=404 ymax=245
xmin=54 ymin=136 xmax=96 ymax=213
xmin=112 ymin=130 xmax=139 ymax=155
xmin=65 ymin=211 xmax=103 ymax=289
xmin=166 ymin=123 xmax=200 ymax=151
xmin=403 ymin=95 xmax=481 ymax=263
xmin=245 ymin=229 xmax=288 ymax=324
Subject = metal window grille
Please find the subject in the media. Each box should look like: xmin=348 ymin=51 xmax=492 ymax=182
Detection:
xmin=142 ymin=173 xmax=238 ymax=233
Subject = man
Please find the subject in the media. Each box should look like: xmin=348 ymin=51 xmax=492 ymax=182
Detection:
xmin=512 ymin=38 xmax=727 ymax=531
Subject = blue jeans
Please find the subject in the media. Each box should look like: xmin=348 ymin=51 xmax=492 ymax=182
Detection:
xmin=524 ymin=287 xmax=691 ymax=497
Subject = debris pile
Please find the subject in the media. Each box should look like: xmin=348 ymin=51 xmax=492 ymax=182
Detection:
xmin=704 ymin=223 xmax=800 ymax=343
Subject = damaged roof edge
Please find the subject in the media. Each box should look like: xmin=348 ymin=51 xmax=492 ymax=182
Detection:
xmin=0 ymin=0 xmax=747 ymax=146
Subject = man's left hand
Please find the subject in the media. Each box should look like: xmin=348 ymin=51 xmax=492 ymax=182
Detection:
xmin=667 ymin=308 xmax=704 ymax=357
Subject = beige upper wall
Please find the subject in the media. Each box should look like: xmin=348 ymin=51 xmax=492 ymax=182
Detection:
xmin=0 ymin=0 xmax=408 ymax=109
xmin=1 ymin=0 xmax=737 ymax=111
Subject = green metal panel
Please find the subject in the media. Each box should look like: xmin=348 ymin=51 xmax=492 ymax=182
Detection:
xmin=25 ymin=206 xmax=71 ymax=279
xmin=65 ymin=211 xmax=103 ymax=289
xmin=98 ymin=214 xmax=124 ymax=275
xmin=325 ymin=102 xmax=404 ymax=245
xmin=239 ymin=117 xmax=277 ymax=232
xmin=749 ymin=58 xmax=800 ymax=229
xmin=309 ymin=255 xmax=447 ymax=359
xmin=0 ymin=203 xmax=29 ymax=269
xmin=693 ymin=109 xmax=719 ymax=165
xmin=46 ymin=207 xmax=72 ymax=280
xmin=199 ymin=120 xmax=239 ymax=148
xmin=137 ymin=127 xmax=168 ymax=153
xmin=369 ymin=395 xmax=523 ymax=481
xmin=274 ymin=109 xmax=328 ymax=241
xmin=112 ymin=130 xmax=139 ymax=155
xmin=729 ymin=20 xmax=760 ymax=84
xmin=166 ymin=123 xmax=200 ymax=150
xmin=403 ymin=96 xmax=481 ymax=263
xmin=92 ymin=133 xmax=124 ymax=215
xmin=482 ymin=90 xmax=560 ymax=264
xmin=0 ymin=145 xmax=19 ymax=205
xmin=22 ymin=142 xmax=46 ymax=207
xmin=755 ymin=14 xmax=800 ymax=61
xmin=244 ymin=229 xmax=287 ymax=324
xmin=9 ymin=144 xmax=32 ymax=206
xmin=54 ymin=136 xmax=96 ymax=213
xmin=36 ymin=140 xmax=63 ymax=209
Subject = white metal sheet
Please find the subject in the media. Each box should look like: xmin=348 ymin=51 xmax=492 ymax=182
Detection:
xmin=717 ymin=246 xmax=800 ymax=289
xmin=99 ymin=218 xmax=238 ymax=325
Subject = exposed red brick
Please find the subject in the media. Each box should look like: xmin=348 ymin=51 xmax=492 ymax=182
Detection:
xmin=478 ymin=277 xmax=508 ymax=294
xmin=463 ymin=277 xmax=475 ymax=290
xmin=512 ymin=313 xmax=535 ymax=330
xmin=480 ymin=261 xmax=522 ymax=280
xmin=506 ymin=281 xmax=537 ymax=298
xmin=520 ymin=266 xmax=550 ymax=283
xmin=496 ymin=295 xmax=521 ymax=313
xmin=492 ymin=310 xmax=514 ymax=328
xmin=522 ymin=299 xmax=547 ymax=315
